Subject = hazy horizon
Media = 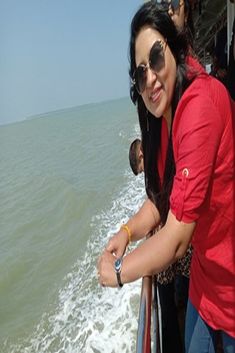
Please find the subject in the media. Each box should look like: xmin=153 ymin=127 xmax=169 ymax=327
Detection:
xmin=0 ymin=95 xmax=131 ymax=127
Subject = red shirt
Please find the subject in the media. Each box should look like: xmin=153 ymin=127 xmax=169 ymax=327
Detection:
xmin=169 ymin=66 xmax=235 ymax=336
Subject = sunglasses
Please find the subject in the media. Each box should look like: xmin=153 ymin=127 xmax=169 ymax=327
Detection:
xmin=155 ymin=0 xmax=183 ymax=13
xmin=132 ymin=39 xmax=167 ymax=94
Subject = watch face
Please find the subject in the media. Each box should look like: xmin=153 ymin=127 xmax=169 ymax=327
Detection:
xmin=115 ymin=258 xmax=122 ymax=272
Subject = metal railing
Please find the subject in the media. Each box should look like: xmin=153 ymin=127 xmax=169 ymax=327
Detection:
xmin=136 ymin=275 xmax=162 ymax=353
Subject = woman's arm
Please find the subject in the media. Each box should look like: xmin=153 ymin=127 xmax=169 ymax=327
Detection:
xmin=121 ymin=210 xmax=195 ymax=283
xmin=124 ymin=197 xmax=160 ymax=241
xmin=98 ymin=210 xmax=195 ymax=287
xmin=105 ymin=198 xmax=160 ymax=258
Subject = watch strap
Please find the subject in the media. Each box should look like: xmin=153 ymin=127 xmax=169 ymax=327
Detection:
xmin=116 ymin=271 xmax=123 ymax=288
xmin=115 ymin=257 xmax=123 ymax=288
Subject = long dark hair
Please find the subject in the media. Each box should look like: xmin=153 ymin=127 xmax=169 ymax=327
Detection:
xmin=184 ymin=0 xmax=195 ymax=50
xmin=129 ymin=2 xmax=195 ymax=224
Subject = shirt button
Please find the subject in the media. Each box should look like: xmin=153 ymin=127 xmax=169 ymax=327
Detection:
xmin=182 ymin=168 xmax=189 ymax=177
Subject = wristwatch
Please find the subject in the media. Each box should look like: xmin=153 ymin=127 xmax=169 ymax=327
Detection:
xmin=114 ymin=257 xmax=123 ymax=288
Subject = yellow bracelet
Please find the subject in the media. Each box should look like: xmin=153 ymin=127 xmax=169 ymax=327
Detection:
xmin=121 ymin=224 xmax=132 ymax=244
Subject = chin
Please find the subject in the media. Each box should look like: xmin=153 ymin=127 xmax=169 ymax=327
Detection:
xmin=153 ymin=112 xmax=162 ymax=118
xmin=151 ymin=104 xmax=165 ymax=119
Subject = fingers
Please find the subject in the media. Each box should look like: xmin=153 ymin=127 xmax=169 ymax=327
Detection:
xmin=105 ymin=233 xmax=128 ymax=258
xmin=97 ymin=250 xmax=117 ymax=288
xmin=97 ymin=252 xmax=107 ymax=287
xmin=97 ymin=269 xmax=106 ymax=287
xmin=106 ymin=236 xmax=118 ymax=253
xmin=106 ymin=241 xmax=115 ymax=253
xmin=115 ymin=248 xmax=124 ymax=258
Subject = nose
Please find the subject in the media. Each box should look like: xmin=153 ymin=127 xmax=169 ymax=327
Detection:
xmin=145 ymin=66 xmax=157 ymax=90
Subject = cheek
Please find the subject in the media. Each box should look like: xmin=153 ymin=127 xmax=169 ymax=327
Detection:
xmin=142 ymin=93 xmax=149 ymax=108
xmin=165 ymin=59 xmax=177 ymax=100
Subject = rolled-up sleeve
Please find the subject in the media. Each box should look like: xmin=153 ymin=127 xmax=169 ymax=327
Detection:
xmin=170 ymin=93 xmax=224 ymax=223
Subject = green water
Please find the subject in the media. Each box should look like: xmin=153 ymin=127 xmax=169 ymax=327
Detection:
xmin=0 ymin=97 xmax=145 ymax=352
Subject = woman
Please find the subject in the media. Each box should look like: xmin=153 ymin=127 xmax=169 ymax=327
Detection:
xmin=98 ymin=3 xmax=235 ymax=353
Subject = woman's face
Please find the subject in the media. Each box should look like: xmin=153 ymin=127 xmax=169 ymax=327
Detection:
xmin=135 ymin=26 xmax=176 ymax=122
xmin=168 ymin=0 xmax=186 ymax=30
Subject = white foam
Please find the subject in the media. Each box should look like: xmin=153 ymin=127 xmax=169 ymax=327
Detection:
xmin=6 ymin=170 xmax=146 ymax=353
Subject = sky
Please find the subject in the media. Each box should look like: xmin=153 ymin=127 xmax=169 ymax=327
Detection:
xmin=0 ymin=0 xmax=143 ymax=125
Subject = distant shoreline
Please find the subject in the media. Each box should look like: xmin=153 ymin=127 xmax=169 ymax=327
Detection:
xmin=0 ymin=96 xmax=130 ymax=127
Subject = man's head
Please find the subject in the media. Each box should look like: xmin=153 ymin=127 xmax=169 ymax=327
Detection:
xmin=129 ymin=138 xmax=144 ymax=175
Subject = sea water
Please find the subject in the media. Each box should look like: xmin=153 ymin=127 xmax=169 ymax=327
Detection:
xmin=0 ymin=97 xmax=146 ymax=353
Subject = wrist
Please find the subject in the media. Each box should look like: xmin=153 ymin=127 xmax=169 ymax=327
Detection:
xmin=121 ymin=224 xmax=132 ymax=244
xmin=114 ymin=257 xmax=123 ymax=288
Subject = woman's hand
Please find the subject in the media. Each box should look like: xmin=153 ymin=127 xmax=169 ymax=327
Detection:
xmin=104 ymin=199 xmax=160 ymax=258
xmin=97 ymin=250 xmax=118 ymax=287
xmin=97 ymin=229 xmax=129 ymax=288
xmin=106 ymin=229 xmax=129 ymax=258
xmin=105 ymin=229 xmax=129 ymax=258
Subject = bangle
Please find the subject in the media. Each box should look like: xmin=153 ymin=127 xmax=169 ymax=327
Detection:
xmin=121 ymin=224 xmax=132 ymax=244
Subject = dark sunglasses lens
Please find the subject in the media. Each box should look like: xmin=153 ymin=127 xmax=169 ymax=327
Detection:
xmin=150 ymin=41 xmax=165 ymax=72
xmin=135 ymin=66 xmax=147 ymax=93
xmin=171 ymin=0 xmax=180 ymax=11
xmin=156 ymin=1 xmax=169 ymax=11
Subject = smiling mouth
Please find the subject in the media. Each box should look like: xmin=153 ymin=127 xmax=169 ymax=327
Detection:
xmin=150 ymin=88 xmax=162 ymax=103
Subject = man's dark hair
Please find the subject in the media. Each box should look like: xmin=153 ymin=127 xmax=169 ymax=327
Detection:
xmin=129 ymin=138 xmax=142 ymax=175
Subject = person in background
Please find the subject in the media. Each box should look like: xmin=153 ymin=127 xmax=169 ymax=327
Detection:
xmin=129 ymin=138 xmax=144 ymax=175
xmin=210 ymin=25 xmax=228 ymax=86
xmin=227 ymin=0 xmax=235 ymax=100
xmin=98 ymin=3 xmax=235 ymax=353
xmin=154 ymin=0 xmax=195 ymax=50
